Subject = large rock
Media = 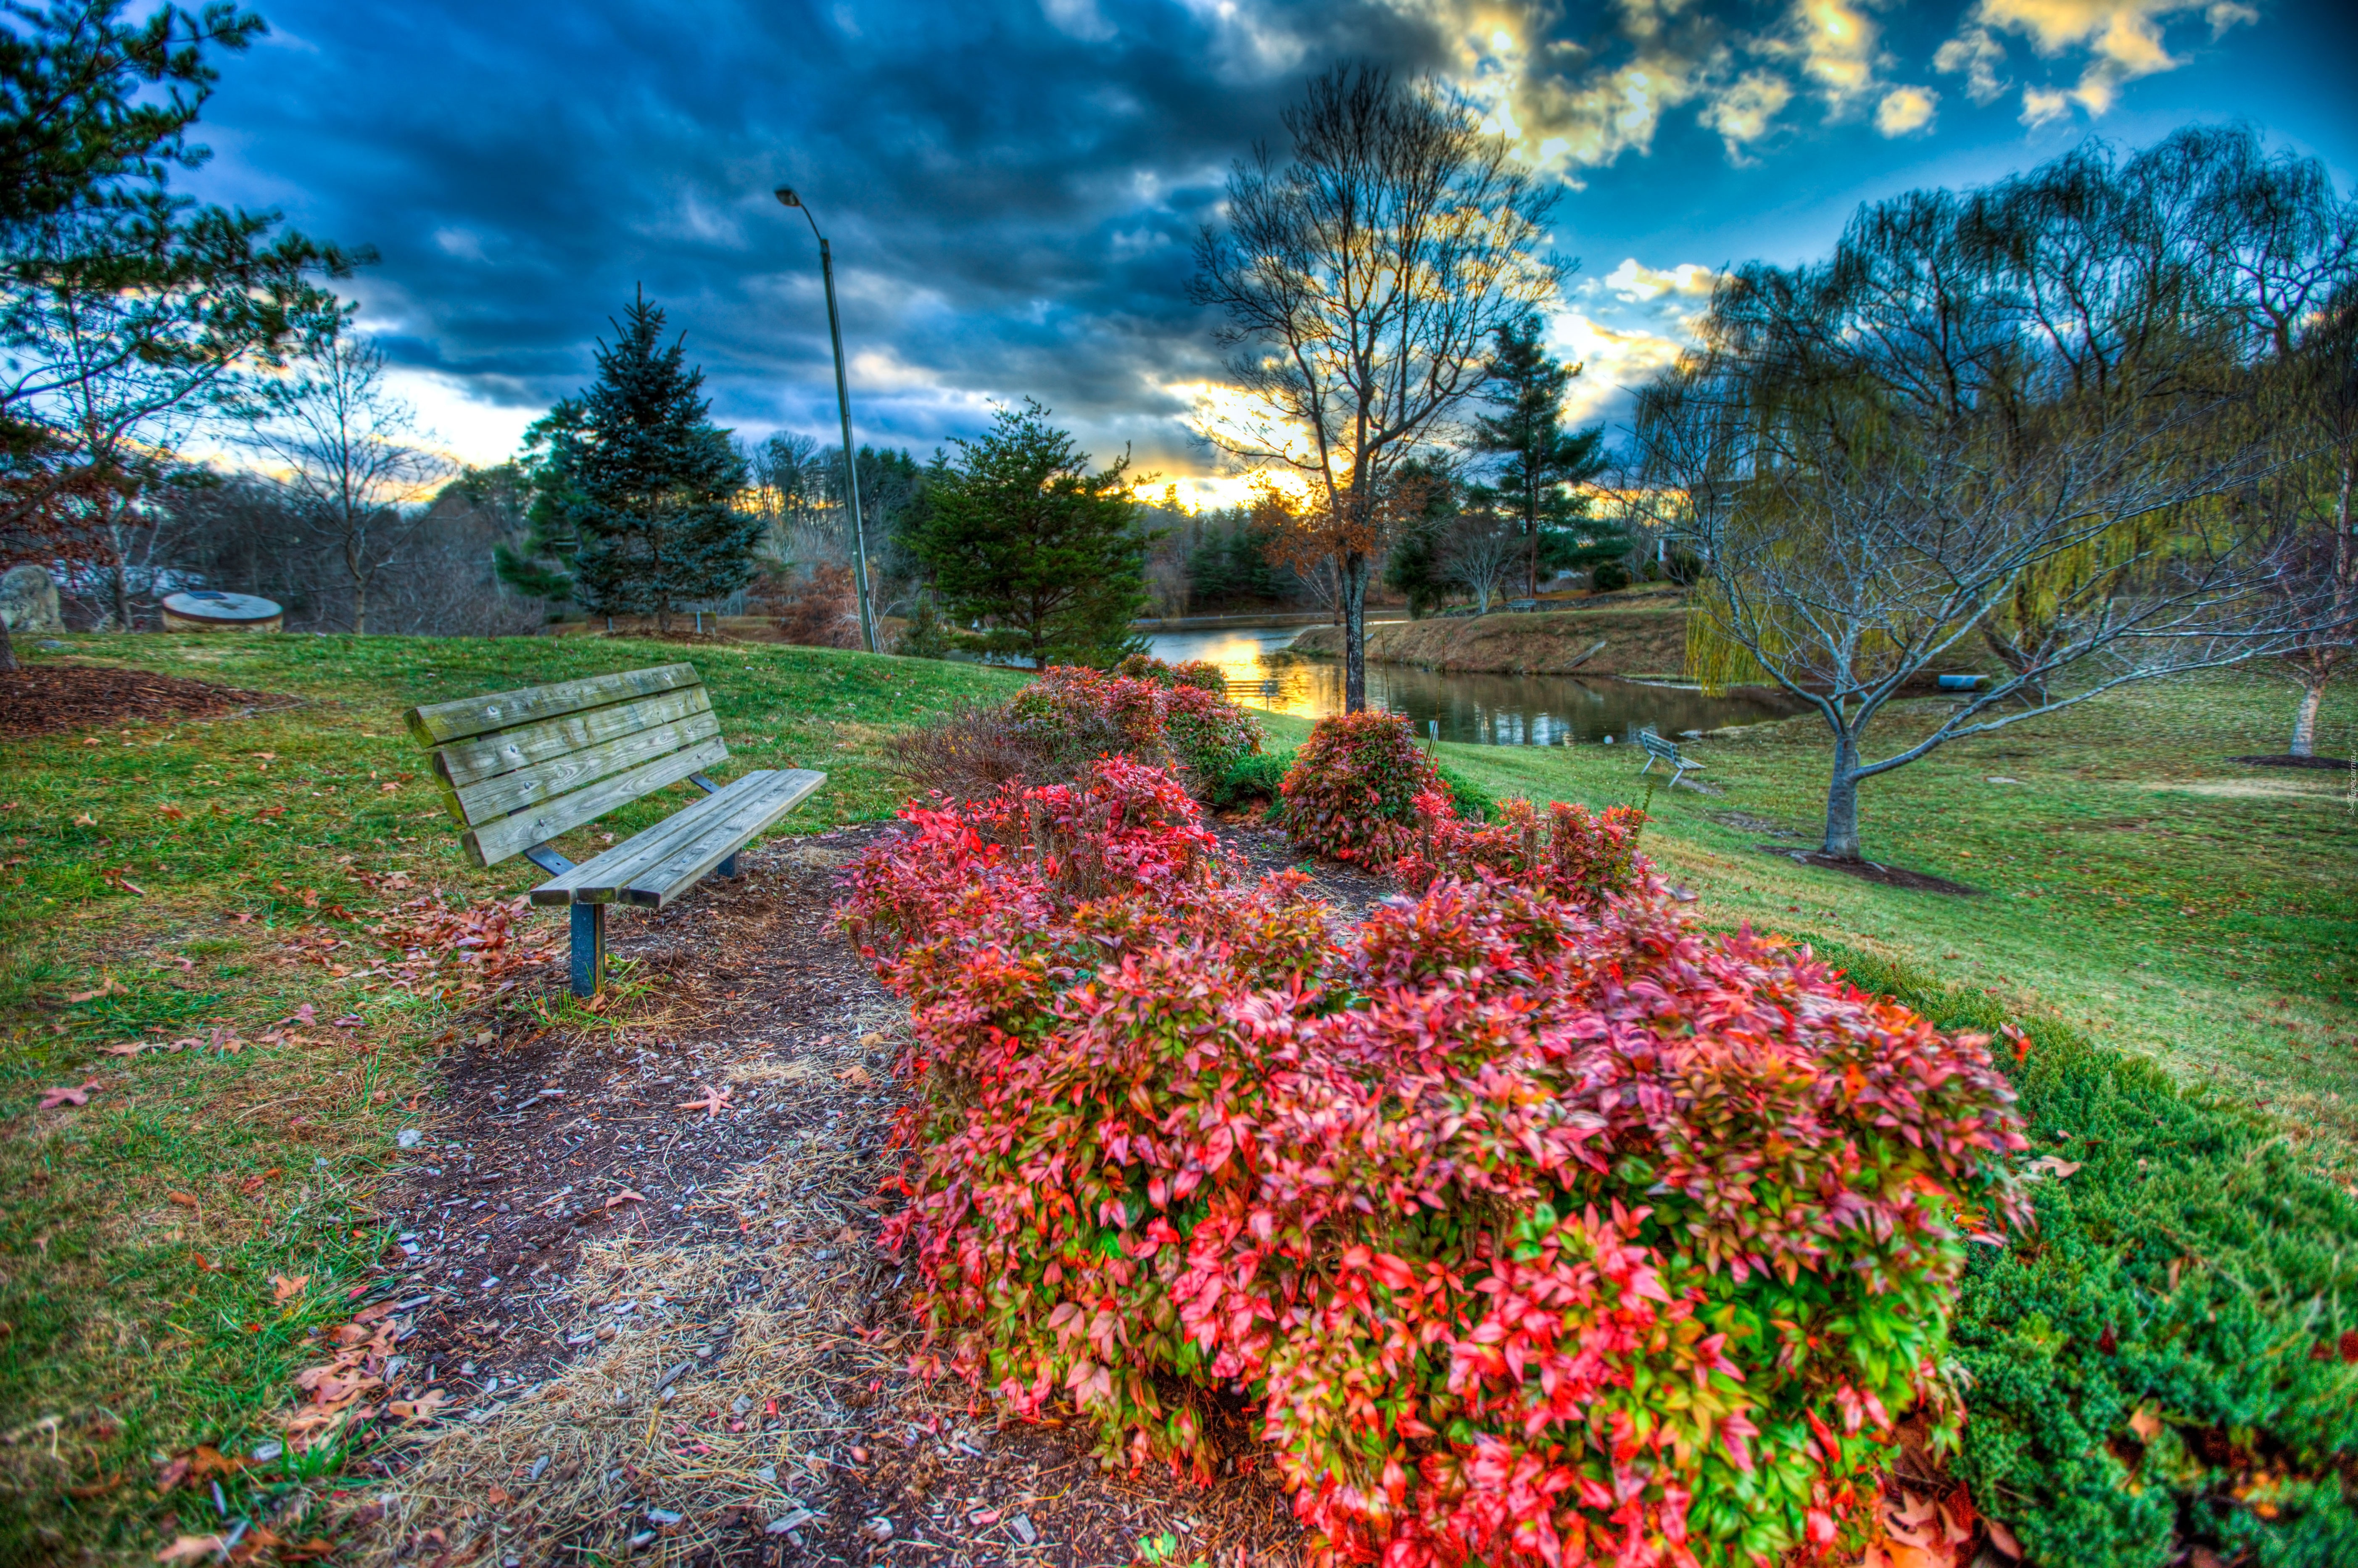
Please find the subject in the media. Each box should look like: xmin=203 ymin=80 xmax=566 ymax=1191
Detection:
xmin=0 ymin=564 xmax=63 ymax=634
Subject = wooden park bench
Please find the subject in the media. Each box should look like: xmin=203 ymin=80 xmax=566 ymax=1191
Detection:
xmin=1634 ymin=727 xmax=1705 ymax=790
xmin=404 ymin=662 xmax=825 ymax=996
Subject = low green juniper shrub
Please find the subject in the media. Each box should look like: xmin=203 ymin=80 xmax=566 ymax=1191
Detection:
xmin=1821 ymin=945 xmax=2358 ymax=1568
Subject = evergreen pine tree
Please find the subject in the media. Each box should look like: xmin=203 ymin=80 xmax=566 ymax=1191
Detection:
xmin=1470 ymin=315 xmax=1614 ymax=597
xmin=905 ymin=400 xmax=1151 ymax=667
xmin=499 ymin=293 xmax=757 ymax=630
xmin=493 ymin=400 xmax=588 ymax=610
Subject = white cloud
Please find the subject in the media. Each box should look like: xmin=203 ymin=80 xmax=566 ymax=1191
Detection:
xmin=1936 ymin=0 xmax=2261 ymax=125
xmin=1874 ymin=83 xmax=1938 ymax=135
xmin=1697 ymin=70 xmax=1793 ymax=156
xmin=1040 ymin=0 xmax=1114 ymax=41
xmin=1547 ymin=311 xmax=1691 ymax=424
xmin=1933 ymin=26 xmax=2010 ymax=102
xmin=1775 ymin=0 xmax=1887 ymax=112
xmin=1601 ymin=258 xmax=1720 ymax=302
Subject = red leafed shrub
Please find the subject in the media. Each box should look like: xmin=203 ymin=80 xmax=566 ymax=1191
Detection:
xmin=1114 ymin=652 xmax=1230 ymax=692
xmin=840 ymin=762 xmax=2029 ymax=1568
xmin=1391 ymin=788 xmax=1649 ymax=903
xmin=999 ymin=664 xmax=1261 ymax=797
xmin=1279 ymin=711 xmax=1447 ymax=866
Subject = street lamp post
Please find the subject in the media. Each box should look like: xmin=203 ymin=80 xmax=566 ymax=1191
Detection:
xmin=774 ymin=186 xmax=878 ymax=655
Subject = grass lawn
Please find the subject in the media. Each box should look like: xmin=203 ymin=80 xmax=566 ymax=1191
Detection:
xmin=5 ymin=630 xmax=2353 ymax=1558
xmin=1257 ymin=672 xmax=2358 ymax=1167
xmin=0 ymin=632 xmax=1024 ymax=1558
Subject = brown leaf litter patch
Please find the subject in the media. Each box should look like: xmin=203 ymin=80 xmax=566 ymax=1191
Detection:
xmin=0 ymin=661 xmax=289 ymax=736
xmin=1755 ymin=846 xmax=1981 ymax=896
xmin=336 ymin=821 xmax=1306 ymax=1565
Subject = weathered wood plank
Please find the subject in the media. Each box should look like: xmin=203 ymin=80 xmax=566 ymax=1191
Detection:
xmin=430 ymin=685 xmax=715 ymax=790
xmin=618 ymin=769 xmax=825 ymax=908
xmin=438 ymin=709 xmax=723 ymax=827
xmin=527 ymin=770 xmax=774 ymax=904
xmin=462 ymin=735 xmax=728 ymax=867
xmin=404 ymin=664 xmax=702 ymax=747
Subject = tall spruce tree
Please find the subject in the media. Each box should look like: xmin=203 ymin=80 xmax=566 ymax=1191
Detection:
xmin=905 ymin=400 xmax=1150 ymax=667
xmin=496 ymin=293 xmax=756 ymax=630
xmin=1469 ymin=315 xmax=1612 ymax=596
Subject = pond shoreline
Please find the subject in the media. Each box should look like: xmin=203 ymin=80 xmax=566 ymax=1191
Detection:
xmin=1287 ymin=602 xmax=1692 ymax=677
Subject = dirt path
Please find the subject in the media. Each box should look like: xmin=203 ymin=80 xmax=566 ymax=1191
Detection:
xmin=348 ymin=822 xmax=1383 ymax=1567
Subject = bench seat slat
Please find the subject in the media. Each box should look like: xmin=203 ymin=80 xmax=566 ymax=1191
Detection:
xmin=526 ymin=771 xmax=772 ymax=904
xmin=529 ymin=768 xmax=826 ymax=909
xmin=404 ymin=663 xmax=702 ymax=746
xmin=439 ymin=709 xmax=723 ymax=827
xmin=618 ymin=770 xmax=827 ymax=908
xmin=431 ymin=686 xmax=715 ymax=791
xmin=462 ymin=735 xmax=729 ymax=867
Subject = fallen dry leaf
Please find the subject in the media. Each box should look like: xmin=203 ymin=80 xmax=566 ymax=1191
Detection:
xmin=66 ymin=977 xmax=126 ymax=1003
xmin=103 ymin=1040 xmax=161 ymax=1057
xmin=158 ymin=804 xmax=186 ymax=821
xmin=604 ymin=1188 xmax=648 ymax=1209
xmin=1986 ymin=1518 xmax=2023 ymax=1558
xmin=2028 ymin=1155 xmax=2082 ymax=1180
xmin=74 ymin=810 xmax=96 ymax=824
xmin=38 ymin=1080 xmax=101 ymax=1109
xmin=272 ymin=1274 xmax=310 ymax=1303
xmin=675 ymin=1085 xmax=733 ymax=1117
xmin=388 ymin=1389 xmax=448 ymax=1421
xmin=167 ymin=1191 xmax=200 ymax=1209
xmin=2129 ymin=1403 xmax=2163 ymax=1442
xmin=156 ymin=1535 xmax=227 ymax=1563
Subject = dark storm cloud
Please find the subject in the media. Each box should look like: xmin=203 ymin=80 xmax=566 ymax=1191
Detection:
xmin=190 ymin=0 xmax=1455 ymax=472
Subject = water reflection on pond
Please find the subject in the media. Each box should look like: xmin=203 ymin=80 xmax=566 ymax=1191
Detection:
xmin=1143 ymin=624 xmax=1801 ymax=746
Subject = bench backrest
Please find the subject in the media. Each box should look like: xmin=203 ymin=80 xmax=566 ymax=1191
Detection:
xmin=404 ymin=663 xmax=726 ymax=867
xmin=1637 ymin=727 xmax=1681 ymax=758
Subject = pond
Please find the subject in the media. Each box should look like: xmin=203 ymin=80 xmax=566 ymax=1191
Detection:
xmin=1143 ymin=623 xmax=1802 ymax=746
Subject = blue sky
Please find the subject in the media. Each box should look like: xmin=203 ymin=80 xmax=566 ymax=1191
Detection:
xmin=183 ymin=0 xmax=2358 ymax=500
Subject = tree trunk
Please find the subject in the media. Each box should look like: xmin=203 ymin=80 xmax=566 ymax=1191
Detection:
xmin=2289 ymin=674 xmax=2326 ymax=758
xmin=112 ymin=560 xmax=132 ymax=634
xmin=1341 ymin=550 xmax=1369 ymax=713
xmin=1823 ymin=727 xmax=1863 ymax=859
xmin=0 ymin=615 xmax=17 ymax=673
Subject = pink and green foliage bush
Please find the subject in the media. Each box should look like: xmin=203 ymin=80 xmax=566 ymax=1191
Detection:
xmin=1116 ymin=651 xmax=1231 ymax=693
xmin=840 ymin=760 xmax=2029 ymax=1567
xmin=1391 ymin=789 xmax=1650 ymax=903
xmin=1279 ymin=712 xmax=1449 ymax=866
xmin=1002 ymin=664 xmax=1261 ymax=798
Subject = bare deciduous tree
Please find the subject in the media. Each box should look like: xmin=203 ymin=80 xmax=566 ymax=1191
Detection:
xmin=241 ymin=333 xmax=448 ymax=634
xmin=1638 ymin=129 xmax=2348 ymax=861
xmin=1440 ymin=506 xmax=1518 ymax=615
xmin=1190 ymin=63 xmax=1557 ymax=710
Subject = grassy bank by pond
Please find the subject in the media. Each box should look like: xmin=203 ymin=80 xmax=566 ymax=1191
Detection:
xmin=1253 ymin=670 xmax=2358 ymax=1167
xmin=3 ymin=631 xmax=2351 ymax=1560
xmin=0 ymin=633 xmax=1025 ymax=1558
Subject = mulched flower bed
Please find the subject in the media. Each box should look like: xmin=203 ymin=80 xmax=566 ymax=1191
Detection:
xmin=336 ymin=820 xmax=1366 ymax=1566
xmin=0 ymin=661 xmax=286 ymax=736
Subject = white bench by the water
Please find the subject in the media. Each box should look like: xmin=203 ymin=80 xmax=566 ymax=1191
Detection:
xmin=1635 ymin=727 xmax=1704 ymax=789
xmin=405 ymin=662 xmax=825 ymax=996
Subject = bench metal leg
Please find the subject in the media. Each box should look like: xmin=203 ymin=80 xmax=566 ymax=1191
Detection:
xmin=570 ymin=901 xmax=606 ymax=997
xmin=1637 ymin=754 xmax=1656 ymax=775
xmin=717 ymin=852 xmax=739 ymax=878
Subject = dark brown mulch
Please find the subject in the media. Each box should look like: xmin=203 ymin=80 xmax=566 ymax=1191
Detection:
xmin=2230 ymin=753 xmax=2357 ymax=772
xmin=1756 ymin=845 xmax=1981 ymax=896
xmin=353 ymin=820 xmax=1311 ymax=1567
xmin=0 ymin=661 xmax=286 ymax=736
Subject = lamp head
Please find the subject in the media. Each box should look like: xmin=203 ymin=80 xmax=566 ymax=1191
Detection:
xmin=774 ymin=186 xmax=801 ymax=208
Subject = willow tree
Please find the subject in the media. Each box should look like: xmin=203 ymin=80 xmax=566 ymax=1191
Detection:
xmin=1638 ymin=130 xmax=2340 ymax=863
xmin=1190 ymin=64 xmax=1558 ymax=712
